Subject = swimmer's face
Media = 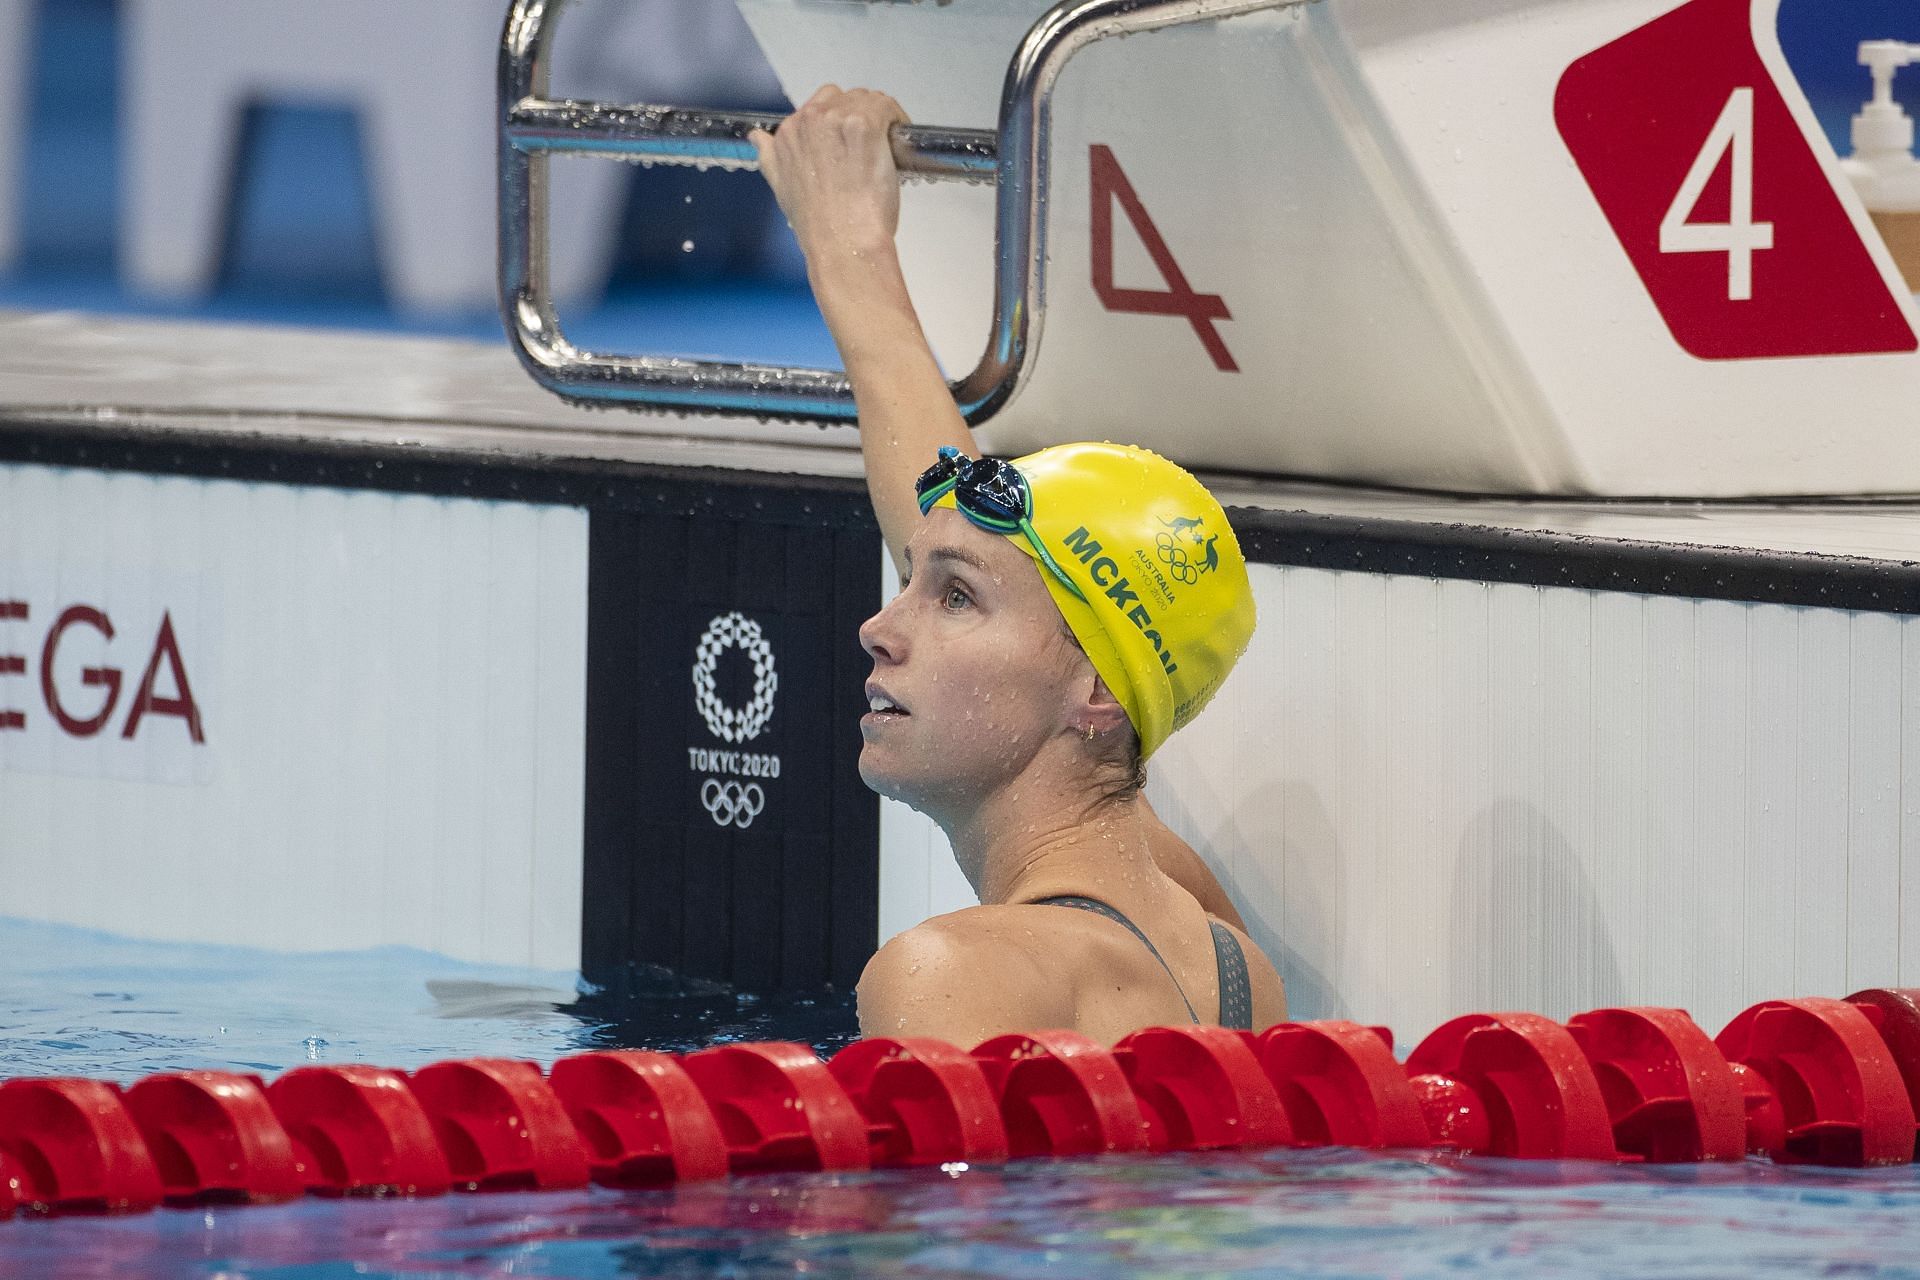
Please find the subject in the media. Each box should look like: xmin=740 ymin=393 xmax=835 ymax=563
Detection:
xmin=857 ymin=510 xmax=1094 ymax=811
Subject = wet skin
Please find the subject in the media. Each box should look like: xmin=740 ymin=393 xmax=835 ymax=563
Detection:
xmin=856 ymin=510 xmax=1103 ymax=827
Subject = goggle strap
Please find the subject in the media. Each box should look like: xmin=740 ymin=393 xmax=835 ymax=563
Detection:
xmin=967 ymin=508 xmax=1021 ymax=533
xmin=1021 ymin=517 xmax=1088 ymax=603
xmin=915 ymin=474 xmax=959 ymax=516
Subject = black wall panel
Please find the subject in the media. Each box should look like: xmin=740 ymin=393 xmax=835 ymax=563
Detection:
xmin=585 ymin=505 xmax=882 ymax=991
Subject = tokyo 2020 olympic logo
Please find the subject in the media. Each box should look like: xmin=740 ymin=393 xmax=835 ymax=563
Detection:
xmin=692 ymin=612 xmax=778 ymax=744
xmin=689 ymin=613 xmax=780 ymax=830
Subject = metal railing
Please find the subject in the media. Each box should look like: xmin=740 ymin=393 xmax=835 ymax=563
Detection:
xmin=498 ymin=0 xmax=1310 ymax=424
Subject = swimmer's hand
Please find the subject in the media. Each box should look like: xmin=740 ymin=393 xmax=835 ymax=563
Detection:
xmin=751 ymin=86 xmax=910 ymax=265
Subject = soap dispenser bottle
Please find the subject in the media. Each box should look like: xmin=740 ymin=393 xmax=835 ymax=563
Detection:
xmin=1842 ymin=39 xmax=1920 ymax=287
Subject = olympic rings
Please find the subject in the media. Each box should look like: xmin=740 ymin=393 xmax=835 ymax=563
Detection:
xmin=701 ymin=778 xmax=766 ymax=829
xmin=1155 ymin=531 xmax=1200 ymax=584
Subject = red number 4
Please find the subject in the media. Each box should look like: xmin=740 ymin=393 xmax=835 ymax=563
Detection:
xmin=1088 ymin=144 xmax=1238 ymax=373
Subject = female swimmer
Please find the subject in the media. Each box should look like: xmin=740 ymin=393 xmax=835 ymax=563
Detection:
xmin=752 ymin=87 xmax=1287 ymax=1046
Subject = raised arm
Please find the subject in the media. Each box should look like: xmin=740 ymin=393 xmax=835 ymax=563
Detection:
xmin=758 ymin=87 xmax=1255 ymax=934
xmin=750 ymin=87 xmax=972 ymax=575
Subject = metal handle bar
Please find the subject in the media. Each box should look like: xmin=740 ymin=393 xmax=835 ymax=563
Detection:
xmin=498 ymin=0 xmax=1312 ymax=424
xmin=504 ymin=100 xmax=998 ymax=182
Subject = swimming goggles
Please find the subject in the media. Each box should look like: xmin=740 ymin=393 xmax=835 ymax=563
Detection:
xmin=914 ymin=447 xmax=1088 ymax=602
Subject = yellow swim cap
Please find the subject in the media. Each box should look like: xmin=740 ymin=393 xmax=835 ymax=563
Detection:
xmin=928 ymin=442 xmax=1255 ymax=758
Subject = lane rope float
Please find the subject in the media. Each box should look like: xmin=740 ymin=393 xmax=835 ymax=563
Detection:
xmin=2 ymin=990 xmax=1917 ymax=1217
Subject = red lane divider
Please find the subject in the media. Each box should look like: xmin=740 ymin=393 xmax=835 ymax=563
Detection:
xmin=266 ymin=1065 xmax=450 ymax=1197
xmin=1565 ymin=1008 xmax=1746 ymax=1163
xmin=121 ymin=1071 xmax=305 ymax=1203
xmin=1727 ymin=1058 xmax=1788 ymax=1159
xmin=1405 ymin=1013 xmax=1616 ymax=1160
xmin=408 ymin=1059 xmax=590 ymax=1192
xmin=972 ymin=1031 xmax=1150 ymax=1157
xmin=1112 ymin=1025 xmax=1290 ymax=1152
xmin=1846 ymin=988 xmax=1920 ymax=1160
xmin=1715 ymin=998 xmax=1916 ymax=1167
xmin=829 ymin=1037 xmax=1008 ymax=1166
xmin=0 ymin=1078 xmax=162 ymax=1214
xmin=548 ymin=1050 xmax=729 ymax=1187
xmin=1406 ymin=1068 xmax=1493 ymax=1152
xmin=1254 ymin=1021 xmax=1427 ymax=1150
xmin=679 ymin=1042 xmax=870 ymax=1174
xmin=10 ymin=989 xmax=1920 ymax=1219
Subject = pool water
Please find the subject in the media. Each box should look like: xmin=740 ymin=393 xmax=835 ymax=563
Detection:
xmin=4 ymin=917 xmax=1920 ymax=1280
xmin=9 ymin=1144 xmax=1920 ymax=1279
xmin=0 ymin=917 xmax=859 ymax=1081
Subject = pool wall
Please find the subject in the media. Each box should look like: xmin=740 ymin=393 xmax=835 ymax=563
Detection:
xmin=0 ymin=460 xmax=587 ymax=969
xmin=0 ymin=424 xmax=883 ymax=989
xmin=885 ymin=517 xmax=1920 ymax=1040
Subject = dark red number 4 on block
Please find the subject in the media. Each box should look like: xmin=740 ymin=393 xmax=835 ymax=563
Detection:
xmin=1089 ymin=144 xmax=1239 ymax=372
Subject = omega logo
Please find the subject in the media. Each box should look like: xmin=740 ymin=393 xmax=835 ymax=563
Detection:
xmin=0 ymin=600 xmax=205 ymax=742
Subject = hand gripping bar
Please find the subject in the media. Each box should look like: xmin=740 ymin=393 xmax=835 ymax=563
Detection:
xmin=498 ymin=0 xmax=1312 ymax=424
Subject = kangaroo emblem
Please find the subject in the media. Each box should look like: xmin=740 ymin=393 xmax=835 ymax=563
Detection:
xmin=1160 ymin=515 xmax=1206 ymax=541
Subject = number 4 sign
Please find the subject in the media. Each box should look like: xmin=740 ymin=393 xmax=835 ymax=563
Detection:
xmin=1089 ymin=144 xmax=1239 ymax=372
xmin=1555 ymin=0 xmax=1915 ymax=358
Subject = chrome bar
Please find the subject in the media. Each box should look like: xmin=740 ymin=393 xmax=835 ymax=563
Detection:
xmin=504 ymin=100 xmax=998 ymax=182
xmin=498 ymin=0 xmax=1313 ymax=423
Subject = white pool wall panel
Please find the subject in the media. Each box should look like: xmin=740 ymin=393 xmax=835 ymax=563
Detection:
xmin=0 ymin=462 xmax=588 ymax=971
xmin=880 ymin=561 xmax=1915 ymax=1041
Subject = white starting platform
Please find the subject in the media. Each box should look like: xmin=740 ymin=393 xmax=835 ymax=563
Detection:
xmin=5 ymin=0 xmax=1920 ymax=1043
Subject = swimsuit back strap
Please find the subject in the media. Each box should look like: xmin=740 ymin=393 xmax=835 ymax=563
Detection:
xmin=1209 ymin=920 xmax=1254 ymax=1031
xmin=1034 ymin=895 xmax=1200 ymax=1024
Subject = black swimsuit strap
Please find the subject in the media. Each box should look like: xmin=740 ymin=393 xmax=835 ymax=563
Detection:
xmin=1033 ymin=895 xmax=1200 ymax=1024
xmin=1209 ymin=920 xmax=1254 ymax=1032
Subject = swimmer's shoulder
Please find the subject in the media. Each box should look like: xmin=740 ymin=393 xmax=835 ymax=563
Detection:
xmin=855 ymin=905 xmax=1079 ymax=1044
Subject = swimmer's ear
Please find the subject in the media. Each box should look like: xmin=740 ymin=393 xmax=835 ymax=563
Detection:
xmin=1079 ymin=673 xmax=1132 ymax=739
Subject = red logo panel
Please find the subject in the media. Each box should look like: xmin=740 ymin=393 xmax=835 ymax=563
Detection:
xmin=1555 ymin=0 xmax=1914 ymax=359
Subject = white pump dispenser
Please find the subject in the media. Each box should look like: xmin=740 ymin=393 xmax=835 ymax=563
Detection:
xmin=1844 ymin=40 xmax=1920 ymax=212
xmin=1843 ymin=40 xmax=1920 ymax=288
xmin=1855 ymin=42 xmax=1917 ymax=151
